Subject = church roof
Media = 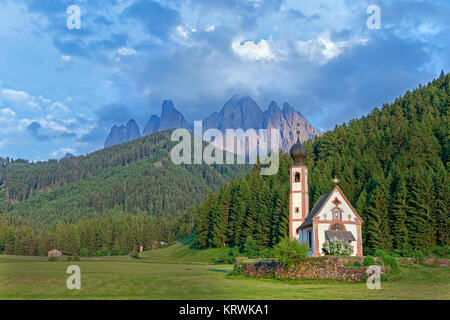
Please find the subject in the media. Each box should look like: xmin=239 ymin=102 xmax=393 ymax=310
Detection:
xmin=299 ymin=191 xmax=331 ymax=228
xmin=325 ymin=230 xmax=356 ymax=242
xmin=298 ymin=185 xmax=364 ymax=230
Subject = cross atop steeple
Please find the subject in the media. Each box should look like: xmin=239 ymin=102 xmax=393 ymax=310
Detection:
xmin=296 ymin=123 xmax=301 ymax=142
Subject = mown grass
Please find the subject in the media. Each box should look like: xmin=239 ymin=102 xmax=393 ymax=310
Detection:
xmin=0 ymin=254 xmax=448 ymax=300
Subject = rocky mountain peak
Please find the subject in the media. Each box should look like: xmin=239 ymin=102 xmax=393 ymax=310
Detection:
xmin=106 ymin=95 xmax=319 ymax=153
xmin=104 ymin=120 xmax=141 ymax=149
xmin=143 ymin=100 xmax=191 ymax=136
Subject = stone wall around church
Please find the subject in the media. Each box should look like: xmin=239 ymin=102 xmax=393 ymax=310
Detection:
xmin=237 ymin=256 xmax=387 ymax=282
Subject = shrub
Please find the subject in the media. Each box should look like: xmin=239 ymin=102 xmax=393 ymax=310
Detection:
xmin=260 ymin=248 xmax=274 ymax=259
xmin=120 ymin=248 xmax=129 ymax=256
xmin=399 ymin=247 xmax=414 ymax=257
xmin=373 ymin=248 xmax=389 ymax=257
xmin=273 ymin=237 xmax=308 ymax=269
xmin=66 ymin=256 xmax=73 ymax=261
xmin=72 ymin=256 xmax=80 ymax=261
xmin=95 ymin=248 xmax=109 ymax=257
xmin=381 ymin=255 xmax=398 ymax=270
xmin=363 ymin=256 xmax=376 ymax=266
xmin=322 ymin=239 xmax=352 ymax=256
xmin=413 ymin=250 xmax=424 ymax=263
xmin=110 ymin=248 xmax=120 ymax=256
xmin=243 ymin=237 xmax=259 ymax=259
xmin=48 ymin=257 xmax=57 ymax=262
xmin=79 ymin=248 xmax=89 ymax=257
xmin=216 ymin=253 xmax=230 ymax=264
xmin=130 ymin=251 xmax=139 ymax=259
xmin=391 ymin=249 xmax=402 ymax=258
xmin=432 ymin=246 xmax=449 ymax=258
xmin=227 ymin=248 xmax=240 ymax=264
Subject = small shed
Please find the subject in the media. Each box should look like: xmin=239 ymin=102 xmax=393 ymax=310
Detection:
xmin=47 ymin=249 xmax=71 ymax=257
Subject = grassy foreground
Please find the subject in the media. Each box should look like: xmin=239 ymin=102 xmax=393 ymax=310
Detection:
xmin=0 ymin=254 xmax=449 ymax=300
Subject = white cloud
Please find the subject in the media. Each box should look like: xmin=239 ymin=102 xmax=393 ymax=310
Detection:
xmin=116 ymin=47 xmax=137 ymax=57
xmin=205 ymin=25 xmax=215 ymax=32
xmin=232 ymin=38 xmax=277 ymax=61
xmin=61 ymin=55 xmax=72 ymax=62
xmin=295 ymin=32 xmax=367 ymax=64
xmin=0 ymin=88 xmax=41 ymax=111
xmin=1 ymin=108 xmax=16 ymax=117
xmin=1 ymin=88 xmax=30 ymax=101
xmin=49 ymin=102 xmax=70 ymax=113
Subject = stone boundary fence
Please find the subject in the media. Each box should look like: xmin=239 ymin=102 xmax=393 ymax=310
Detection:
xmin=401 ymin=257 xmax=450 ymax=267
xmin=236 ymin=256 xmax=387 ymax=282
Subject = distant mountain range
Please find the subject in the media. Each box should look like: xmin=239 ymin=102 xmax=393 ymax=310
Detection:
xmin=105 ymin=95 xmax=320 ymax=152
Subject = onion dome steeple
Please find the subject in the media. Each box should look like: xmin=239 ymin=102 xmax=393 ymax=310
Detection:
xmin=290 ymin=125 xmax=307 ymax=165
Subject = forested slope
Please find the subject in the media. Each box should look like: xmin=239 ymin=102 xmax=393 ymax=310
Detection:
xmin=195 ymin=72 xmax=449 ymax=253
xmin=0 ymin=130 xmax=249 ymax=228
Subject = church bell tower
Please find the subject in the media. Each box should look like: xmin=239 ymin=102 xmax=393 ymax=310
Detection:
xmin=289 ymin=129 xmax=309 ymax=240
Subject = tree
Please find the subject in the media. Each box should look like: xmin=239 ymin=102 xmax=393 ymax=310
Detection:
xmin=273 ymin=238 xmax=308 ymax=268
xmin=390 ymin=175 xmax=409 ymax=249
xmin=365 ymin=180 xmax=392 ymax=250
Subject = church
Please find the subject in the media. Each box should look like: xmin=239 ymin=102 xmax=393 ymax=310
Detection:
xmin=288 ymin=133 xmax=363 ymax=256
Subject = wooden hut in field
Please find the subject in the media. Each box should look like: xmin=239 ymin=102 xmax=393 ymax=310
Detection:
xmin=47 ymin=249 xmax=71 ymax=257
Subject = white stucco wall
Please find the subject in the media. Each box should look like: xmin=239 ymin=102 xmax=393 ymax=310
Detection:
xmin=307 ymin=188 xmax=361 ymax=256
xmin=316 ymin=188 xmax=359 ymax=223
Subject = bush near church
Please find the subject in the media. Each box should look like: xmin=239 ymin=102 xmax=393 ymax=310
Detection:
xmin=322 ymin=239 xmax=353 ymax=256
xmin=273 ymin=238 xmax=308 ymax=269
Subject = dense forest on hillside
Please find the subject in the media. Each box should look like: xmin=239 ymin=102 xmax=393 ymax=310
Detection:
xmin=0 ymin=211 xmax=195 ymax=256
xmin=195 ymin=72 xmax=449 ymax=253
xmin=0 ymin=131 xmax=248 ymax=228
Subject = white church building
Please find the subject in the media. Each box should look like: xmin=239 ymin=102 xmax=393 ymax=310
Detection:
xmin=288 ymin=134 xmax=363 ymax=256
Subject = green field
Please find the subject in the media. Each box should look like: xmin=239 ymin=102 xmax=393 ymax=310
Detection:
xmin=0 ymin=253 xmax=449 ymax=300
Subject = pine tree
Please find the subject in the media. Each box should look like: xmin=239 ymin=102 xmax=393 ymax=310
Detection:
xmin=433 ymin=171 xmax=449 ymax=245
xmin=390 ymin=176 xmax=409 ymax=249
xmin=406 ymin=169 xmax=435 ymax=249
xmin=365 ymin=180 xmax=392 ymax=250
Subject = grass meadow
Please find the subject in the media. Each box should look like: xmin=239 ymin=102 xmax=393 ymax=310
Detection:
xmin=0 ymin=253 xmax=448 ymax=300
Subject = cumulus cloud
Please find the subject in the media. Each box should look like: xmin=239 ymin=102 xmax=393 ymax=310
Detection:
xmin=232 ymin=38 xmax=277 ymax=61
xmin=295 ymin=32 xmax=367 ymax=65
xmin=0 ymin=88 xmax=41 ymax=111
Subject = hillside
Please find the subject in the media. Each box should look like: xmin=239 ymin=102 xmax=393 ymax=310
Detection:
xmin=139 ymin=234 xmax=232 ymax=263
xmin=194 ymin=72 xmax=449 ymax=253
xmin=0 ymin=130 xmax=249 ymax=228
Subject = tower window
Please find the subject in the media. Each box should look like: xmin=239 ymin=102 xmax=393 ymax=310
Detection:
xmin=295 ymin=207 xmax=299 ymax=214
xmin=294 ymin=172 xmax=300 ymax=183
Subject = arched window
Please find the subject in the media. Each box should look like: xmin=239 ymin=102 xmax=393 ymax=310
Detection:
xmin=332 ymin=208 xmax=341 ymax=220
xmin=294 ymin=172 xmax=300 ymax=183
xmin=331 ymin=224 xmax=343 ymax=231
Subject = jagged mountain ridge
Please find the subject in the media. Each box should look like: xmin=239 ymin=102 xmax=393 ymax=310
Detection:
xmin=104 ymin=119 xmax=141 ymax=148
xmin=105 ymin=95 xmax=319 ymax=152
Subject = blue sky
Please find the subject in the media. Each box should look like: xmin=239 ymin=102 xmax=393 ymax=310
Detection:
xmin=0 ymin=0 xmax=448 ymax=160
